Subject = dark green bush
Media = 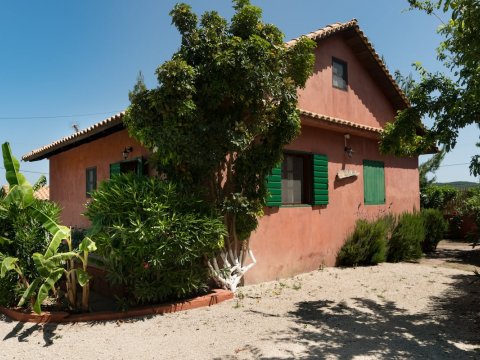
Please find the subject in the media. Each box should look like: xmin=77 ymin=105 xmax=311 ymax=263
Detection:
xmin=421 ymin=208 xmax=448 ymax=252
xmin=387 ymin=212 xmax=425 ymax=262
xmin=0 ymin=199 xmax=61 ymax=305
xmin=421 ymin=185 xmax=458 ymax=211
xmin=337 ymin=218 xmax=388 ymax=266
xmin=85 ymin=174 xmax=226 ymax=305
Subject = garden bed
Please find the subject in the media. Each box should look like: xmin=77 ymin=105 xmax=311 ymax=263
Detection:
xmin=0 ymin=289 xmax=233 ymax=324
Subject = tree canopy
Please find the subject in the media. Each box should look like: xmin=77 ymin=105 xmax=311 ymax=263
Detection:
xmin=124 ymin=0 xmax=315 ymax=289
xmin=380 ymin=0 xmax=480 ymax=174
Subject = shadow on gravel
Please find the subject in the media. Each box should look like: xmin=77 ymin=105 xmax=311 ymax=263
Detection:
xmin=265 ymin=273 xmax=480 ymax=359
xmin=1 ymin=316 xmax=59 ymax=347
xmin=0 ymin=312 xmax=153 ymax=346
xmin=426 ymin=244 xmax=480 ymax=268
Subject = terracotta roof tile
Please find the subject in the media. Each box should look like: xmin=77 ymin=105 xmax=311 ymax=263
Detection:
xmin=299 ymin=109 xmax=383 ymax=134
xmin=0 ymin=185 xmax=50 ymax=200
xmin=287 ymin=19 xmax=409 ymax=108
xmin=22 ymin=112 xmax=125 ymax=161
xmin=34 ymin=186 xmax=50 ymax=200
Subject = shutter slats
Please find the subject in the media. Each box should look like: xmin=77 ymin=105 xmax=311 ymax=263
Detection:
xmin=363 ymin=160 xmax=385 ymax=205
xmin=266 ymin=163 xmax=282 ymax=206
xmin=313 ymin=154 xmax=328 ymax=205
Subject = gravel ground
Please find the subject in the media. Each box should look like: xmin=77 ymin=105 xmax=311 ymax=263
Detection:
xmin=1 ymin=241 xmax=479 ymax=360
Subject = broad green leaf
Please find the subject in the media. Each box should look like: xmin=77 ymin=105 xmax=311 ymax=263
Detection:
xmin=32 ymin=253 xmax=58 ymax=278
xmin=0 ymin=236 xmax=11 ymax=245
xmin=17 ymin=278 xmax=41 ymax=307
xmin=4 ymin=185 xmax=34 ymax=209
xmin=30 ymin=205 xmax=70 ymax=237
xmin=47 ymin=252 xmax=78 ymax=263
xmin=0 ymin=256 xmax=18 ymax=278
xmin=44 ymin=230 xmax=67 ymax=258
xmin=76 ymin=269 xmax=91 ymax=287
xmin=78 ymin=237 xmax=97 ymax=253
xmin=2 ymin=142 xmax=30 ymax=187
xmin=33 ymin=269 xmax=64 ymax=314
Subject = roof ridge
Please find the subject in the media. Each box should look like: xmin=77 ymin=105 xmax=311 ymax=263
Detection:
xmin=286 ymin=19 xmax=408 ymax=107
xmin=22 ymin=111 xmax=125 ymax=161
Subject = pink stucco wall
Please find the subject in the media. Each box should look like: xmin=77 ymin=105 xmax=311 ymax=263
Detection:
xmin=49 ymin=129 xmax=150 ymax=228
xmin=298 ymin=36 xmax=397 ymax=128
xmin=245 ymin=123 xmax=419 ymax=284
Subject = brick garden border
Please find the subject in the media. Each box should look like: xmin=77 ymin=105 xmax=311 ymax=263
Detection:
xmin=0 ymin=289 xmax=233 ymax=324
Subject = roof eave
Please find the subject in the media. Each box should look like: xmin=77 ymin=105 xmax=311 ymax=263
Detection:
xmin=22 ymin=113 xmax=125 ymax=161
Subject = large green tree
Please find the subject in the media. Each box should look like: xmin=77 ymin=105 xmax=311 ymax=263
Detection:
xmin=381 ymin=0 xmax=480 ymax=175
xmin=124 ymin=0 xmax=315 ymax=290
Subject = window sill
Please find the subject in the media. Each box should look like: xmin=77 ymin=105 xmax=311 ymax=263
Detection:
xmin=280 ymin=204 xmax=313 ymax=208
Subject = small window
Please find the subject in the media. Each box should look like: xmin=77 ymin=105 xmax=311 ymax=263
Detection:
xmin=86 ymin=167 xmax=97 ymax=198
xmin=281 ymin=153 xmax=313 ymax=205
xmin=332 ymin=57 xmax=348 ymax=90
xmin=110 ymin=157 xmax=144 ymax=178
xmin=266 ymin=153 xmax=328 ymax=207
xmin=363 ymin=160 xmax=385 ymax=205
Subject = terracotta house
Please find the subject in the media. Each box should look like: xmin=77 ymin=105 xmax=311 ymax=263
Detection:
xmin=23 ymin=20 xmax=420 ymax=284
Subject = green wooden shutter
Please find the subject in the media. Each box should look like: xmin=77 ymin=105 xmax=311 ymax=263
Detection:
xmin=313 ymin=154 xmax=328 ymax=205
xmin=136 ymin=157 xmax=144 ymax=176
xmin=363 ymin=160 xmax=385 ymax=205
xmin=110 ymin=162 xmax=121 ymax=178
xmin=266 ymin=163 xmax=282 ymax=206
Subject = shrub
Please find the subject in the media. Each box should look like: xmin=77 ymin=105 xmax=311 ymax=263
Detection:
xmin=421 ymin=208 xmax=448 ymax=253
xmin=85 ymin=174 xmax=226 ymax=305
xmin=421 ymin=185 xmax=458 ymax=211
xmin=0 ymin=199 xmax=61 ymax=304
xmin=387 ymin=212 xmax=425 ymax=262
xmin=337 ymin=218 xmax=388 ymax=266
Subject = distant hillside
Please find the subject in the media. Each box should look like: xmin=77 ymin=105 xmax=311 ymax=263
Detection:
xmin=435 ymin=181 xmax=479 ymax=190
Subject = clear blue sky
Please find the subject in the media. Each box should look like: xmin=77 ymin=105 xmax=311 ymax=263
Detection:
xmin=0 ymin=0 xmax=477 ymax=184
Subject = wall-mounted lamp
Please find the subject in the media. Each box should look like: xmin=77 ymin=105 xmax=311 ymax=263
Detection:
xmin=122 ymin=146 xmax=133 ymax=160
xmin=344 ymin=134 xmax=354 ymax=158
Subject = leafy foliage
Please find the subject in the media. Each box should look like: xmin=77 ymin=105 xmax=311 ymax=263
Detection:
xmin=381 ymin=0 xmax=480 ymax=174
xmin=419 ymin=149 xmax=446 ymax=191
xmin=337 ymin=219 xmax=388 ymax=266
xmin=124 ymin=0 xmax=315 ymax=270
xmin=421 ymin=208 xmax=448 ymax=252
xmin=0 ymin=142 xmax=95 ymax=313
xmin=387 ymin=212 xmax=425 ymax=262
xmin=85 ymin=174 xmax=226 ymax=305
xmin=421 ymin=184 xmax=459 ymax=210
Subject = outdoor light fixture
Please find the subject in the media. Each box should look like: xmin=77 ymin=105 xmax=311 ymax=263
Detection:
xmin=122 ymin=146 xmax=133 ymax=160
xmin=344 ymin=134 xmax=354 ymax=158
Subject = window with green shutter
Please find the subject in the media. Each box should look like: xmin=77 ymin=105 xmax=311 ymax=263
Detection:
xmin=265 ymin=152 xmax=328 ymax=207
xmin=110 ymin=157 xmax=144 ymax=179
xmin=313 ymin=154 xmax=328 ymax=205
xmin=363 ymin=160 xmax=385 ymax=205
xmin=266 ymin=163 xmax=282 ymax=206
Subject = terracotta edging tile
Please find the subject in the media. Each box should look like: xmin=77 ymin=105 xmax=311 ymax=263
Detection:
xmin=0 ymin=289 xmax=233 ymax=324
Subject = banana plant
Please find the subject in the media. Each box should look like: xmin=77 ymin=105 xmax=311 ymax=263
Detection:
xmin=18 ymin=230 xmax=96 ymax=314
xmin=0 ymin=142 xmax=96 ymax=314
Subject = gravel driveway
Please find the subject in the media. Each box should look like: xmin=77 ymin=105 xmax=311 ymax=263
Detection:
xmin=1 ymin=241 xmax=479 ymax=359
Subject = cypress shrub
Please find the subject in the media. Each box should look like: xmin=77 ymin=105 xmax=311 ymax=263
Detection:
xmin=387 ymin=212 xmax=425 ymax=262
xmin=421 ymin=208 xmax=447 ymax=253
xmin=337 ymin=218 xmax=388 ymax=266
